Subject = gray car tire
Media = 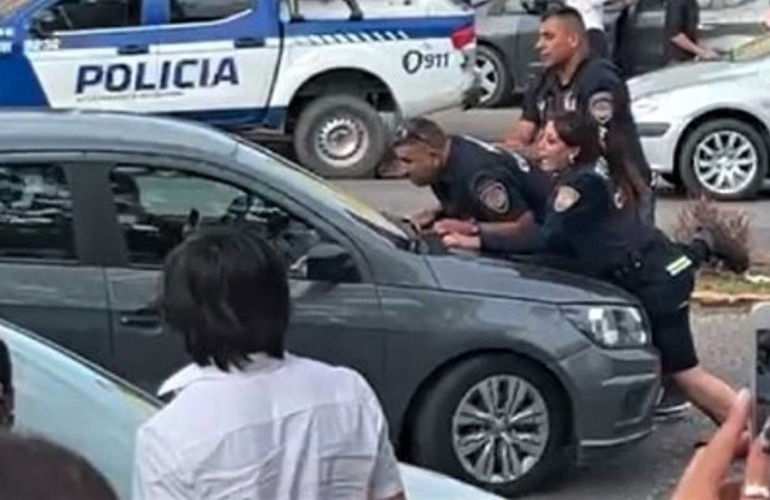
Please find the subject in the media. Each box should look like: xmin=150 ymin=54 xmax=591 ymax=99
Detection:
xmin=475 ymin=44 xmax=512 ymax=109
xmin=293 ymin=94 xmax=387 ymax=179
xmin=679 ymin=118 xmax=768 ymax=201
xmin=408 ymin=353 xmax=570 ymax=497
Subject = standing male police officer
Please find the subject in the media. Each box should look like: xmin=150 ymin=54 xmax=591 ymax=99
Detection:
xmin=504 ymin=6 xmax=690 ymax=417
xmin=391 ymin=118 xmax=552 ymax=240
xmin=504 ymin=6 xmax=654 ymax=224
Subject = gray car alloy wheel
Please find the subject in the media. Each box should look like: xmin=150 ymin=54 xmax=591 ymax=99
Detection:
xmin=313 ymin=115 xmax=370 ymax=171
xmin=451 ymin=374 xmax=549 ymax=485
xmin=692 ymin=129 xmax=758 ymax=196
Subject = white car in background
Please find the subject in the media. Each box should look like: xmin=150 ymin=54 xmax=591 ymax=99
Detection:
xmin=629 ymin=34 xmax=770 ymax=200
xmin=3 ymin=319 xmax=505 ymax=500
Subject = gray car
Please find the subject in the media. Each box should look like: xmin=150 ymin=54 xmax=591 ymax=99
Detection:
xmin=0 ymin=109 xmax=659 ymax=497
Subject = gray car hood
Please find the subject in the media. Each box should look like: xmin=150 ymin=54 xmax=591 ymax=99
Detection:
xmin=628 ymin=60 xmax=759 ymax=98
xmin=425 ymin=253 xmax=638 ymax=305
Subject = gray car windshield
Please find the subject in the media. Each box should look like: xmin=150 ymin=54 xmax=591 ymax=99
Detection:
xmin=730 ymin=34 xmax=770 ymax=61
xmin=234 ymin=138 xmax=412 ymax=248
xmin=0 ymin=0 xmax=34 ymax=17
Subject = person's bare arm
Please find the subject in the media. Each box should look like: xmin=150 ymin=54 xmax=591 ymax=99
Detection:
xmin=504 ymin=119 xmax=538 ymax=149
xmin=670 ymin=33 xmax=718 ymax=58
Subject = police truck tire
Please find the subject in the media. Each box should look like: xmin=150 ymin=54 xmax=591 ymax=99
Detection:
xmin=679 ymin=118 xmax=768 ymax=201
xmin=293 ymin=94 xmax=387 ymax=179
xmin=409 ymin=353 xmax=570 ymax=497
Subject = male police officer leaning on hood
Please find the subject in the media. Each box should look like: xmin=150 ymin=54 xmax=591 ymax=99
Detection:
xmin=504 ymin=5 xmax=655 ymax=224
xmin=391 ymin=117 xmax=552 ymax=242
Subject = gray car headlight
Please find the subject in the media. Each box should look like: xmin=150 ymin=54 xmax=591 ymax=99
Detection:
xmin=560 ymin=305 xmax=649 ymax=349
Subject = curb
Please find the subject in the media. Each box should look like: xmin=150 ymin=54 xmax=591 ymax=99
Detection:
xmin=692 ymin=291 xmax=770 ymax=308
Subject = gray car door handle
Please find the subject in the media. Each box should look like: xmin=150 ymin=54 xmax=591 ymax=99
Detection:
xmin=119 ymin=307 xmax=162 ymax=333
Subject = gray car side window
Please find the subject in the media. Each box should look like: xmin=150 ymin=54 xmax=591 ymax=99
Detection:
xmin=106 ymin=164 xmax=356 ymax=281
xmin=0 ymin=163 xmax=76 ymax=262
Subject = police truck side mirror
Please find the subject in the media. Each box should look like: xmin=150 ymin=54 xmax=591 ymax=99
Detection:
xmin=30 ymin=9 xmax=56 ymax=38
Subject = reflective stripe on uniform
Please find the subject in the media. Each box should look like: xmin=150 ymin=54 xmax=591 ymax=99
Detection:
xmin=666 ymin=255 xmax=693 ymax=276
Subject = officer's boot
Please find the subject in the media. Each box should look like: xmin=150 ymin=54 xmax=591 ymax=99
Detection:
xmin=691 ymin=223 xmax=750 ymax=274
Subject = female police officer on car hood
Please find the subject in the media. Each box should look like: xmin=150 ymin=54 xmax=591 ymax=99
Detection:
xmin=440 ymin=110 xmax=749 ymax=428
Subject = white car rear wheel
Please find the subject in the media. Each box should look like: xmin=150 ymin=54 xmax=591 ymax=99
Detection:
xmin=679 ymin=118 xmax=768 ymax=200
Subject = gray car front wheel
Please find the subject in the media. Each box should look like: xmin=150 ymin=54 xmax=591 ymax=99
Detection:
xmin=679 ymin=118 xmax=768 ymax=200
xmin=409 ymin=354 xmax=570 ymax=497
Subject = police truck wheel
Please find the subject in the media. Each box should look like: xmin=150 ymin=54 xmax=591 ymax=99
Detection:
xmin=679 ymin=118 xmax=768 ymax=200
xmin=409 ymin=353 xmax=570 ymax=497
xmin=475 ymin=44 xmax=511 ymax=108
xmin=293 ymin=94 xmax=387 ymax=179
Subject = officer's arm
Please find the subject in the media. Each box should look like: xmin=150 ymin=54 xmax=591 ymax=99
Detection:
xmin=469 ymin=170 xmax=535 ymax=234
xmin=503 ymin=84 xmax=540 ymax=152
xmin=480 ymin=176 xmax=608 ymax=254
xmin=539 ymin=175 xmax=609 ymax=249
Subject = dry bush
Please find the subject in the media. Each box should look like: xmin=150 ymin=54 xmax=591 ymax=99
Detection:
xmin=672 ymin=196 xmax=753 ymax=271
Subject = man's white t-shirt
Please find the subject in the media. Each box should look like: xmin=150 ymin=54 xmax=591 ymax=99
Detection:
xmin=132 ymin=353 xmax=404 ymax=500
xmin=566 ymin=0 xmax=606 ymax=31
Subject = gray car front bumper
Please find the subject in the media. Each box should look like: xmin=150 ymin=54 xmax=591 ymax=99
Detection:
xmin=557 ymin=342 xmax=661 ymax=464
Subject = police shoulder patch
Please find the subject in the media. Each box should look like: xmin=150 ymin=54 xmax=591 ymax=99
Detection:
xmin=553 ymin=185 xmax=581 ymax=212
xmin=588 ymin=91 xmax=614 ymax=125
xmin=477 ymin=178 xmax=510 ymax=214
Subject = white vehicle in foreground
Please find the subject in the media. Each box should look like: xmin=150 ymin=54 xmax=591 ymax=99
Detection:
xmin=3 ymin=319 xmax=505 ymax=499
xmin=630 ymin=34 xmax=770 ymax=200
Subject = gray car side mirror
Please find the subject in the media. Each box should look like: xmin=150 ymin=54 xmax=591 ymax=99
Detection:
xmin=304 ymin=243 xmax=356 ymax=282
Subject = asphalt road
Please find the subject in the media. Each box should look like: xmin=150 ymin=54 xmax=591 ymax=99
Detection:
xmin=328 ymin=107 xmax=769 ymax=499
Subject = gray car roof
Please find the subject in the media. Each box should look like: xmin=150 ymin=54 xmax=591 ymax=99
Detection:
xmin=0 ymin=108 xmax=239 ymax=159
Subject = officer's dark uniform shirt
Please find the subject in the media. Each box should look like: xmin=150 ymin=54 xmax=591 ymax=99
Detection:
xmin=521 ymin=56 xmax=653 ymax=187
xmin=664 ymin=0 xmax=700 ymax=63
xmin=481 ymin=162 xmax=662 ymax=279
xmin=431 ymin=135 xmax=552 ymax=223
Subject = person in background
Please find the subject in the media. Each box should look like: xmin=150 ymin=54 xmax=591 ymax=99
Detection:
xmin=444 ymin=111 xmax=749 ymax=428
xmin=392 ymin=117 xmax=552 ymax=243
xmin=132 ymin=225 xmax=405 ymax=500
xmin=565 ymin=0 xmax=610 ymax=57
xmin=664 ymin=0 xmax=719 ymax=64
xmin=0 ymin=433 xmax=117 ymax=500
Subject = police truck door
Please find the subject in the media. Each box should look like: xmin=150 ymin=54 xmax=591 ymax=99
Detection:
xmin=21 ymin=0 xmax=161 ymax=112
xmin=154 ymin=0 xmax=280 ymax=125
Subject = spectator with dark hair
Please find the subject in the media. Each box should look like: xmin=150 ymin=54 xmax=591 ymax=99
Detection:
xmin=0 ymin=432 xmax=117 ymax=500
xmin=132 ymin=225 xmax=405 ymax=500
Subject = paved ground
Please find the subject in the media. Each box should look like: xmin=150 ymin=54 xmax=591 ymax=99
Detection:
xmin=336 ymin=178 xmax=753 ymax=499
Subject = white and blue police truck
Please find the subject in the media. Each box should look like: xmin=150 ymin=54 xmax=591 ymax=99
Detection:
xmin=0 ymin=0 xmax=479 ymax=177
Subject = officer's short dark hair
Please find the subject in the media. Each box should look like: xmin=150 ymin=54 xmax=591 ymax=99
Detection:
xmin=392 ymin=117 xmax=447 ymax=150
xmin=159 ymin=224 xmax=290 ymax=372
xmin=550 ymin=111 xmax=602 ymax=165
xmin=540 ymin=4 xmax=586 ymax=33
xmin=0 ymin=432 xmax=117 ymax=500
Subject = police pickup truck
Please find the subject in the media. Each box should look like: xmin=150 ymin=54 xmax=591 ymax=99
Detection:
xmin=0 ymin=0 xmax=479 ymax=178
